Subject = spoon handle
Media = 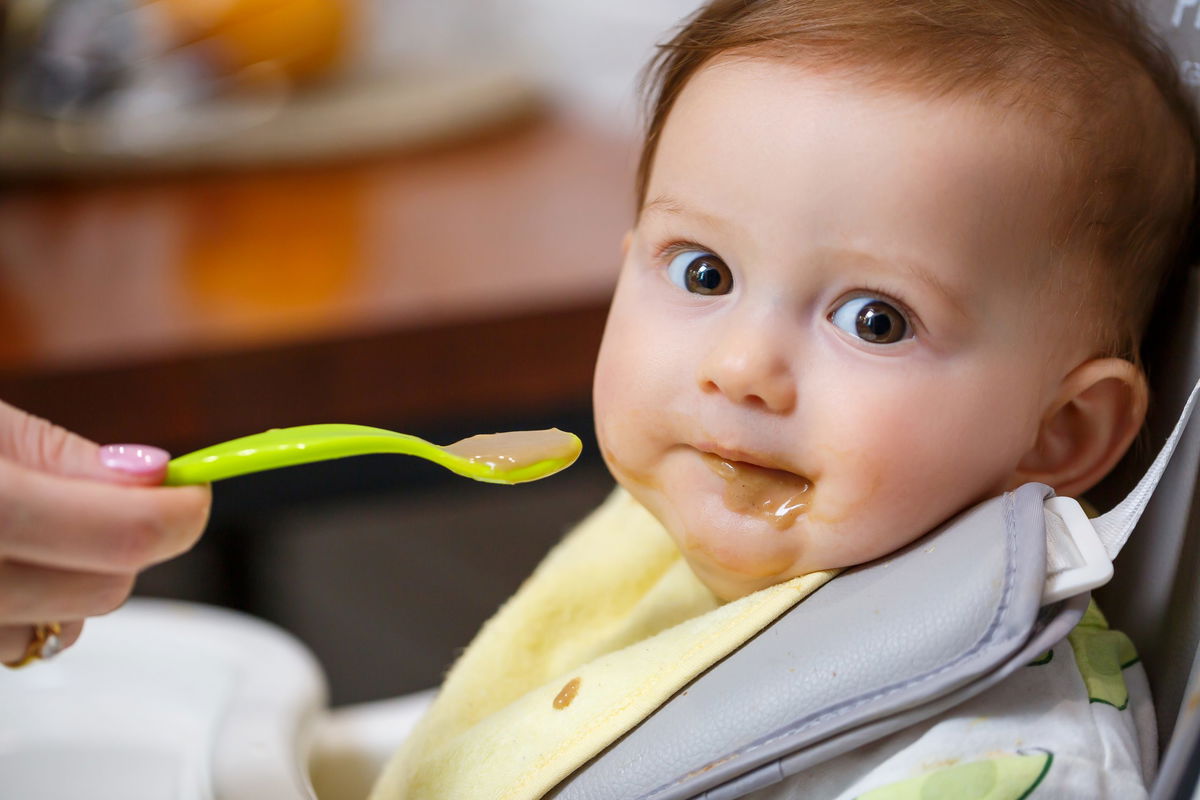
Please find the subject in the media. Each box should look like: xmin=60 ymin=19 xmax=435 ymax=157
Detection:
xmin=163 ymin=424 xmax=450 ymax=485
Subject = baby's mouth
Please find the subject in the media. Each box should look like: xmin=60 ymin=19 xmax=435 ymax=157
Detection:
xmin=698 ymin=450 xmax=813 ymax=530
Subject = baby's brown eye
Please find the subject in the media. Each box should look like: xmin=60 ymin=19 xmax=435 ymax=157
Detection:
xmin=829 ymin=296 xmax=910 ymax=344
xmin=667 ymin=250 xmax=733 ymax=295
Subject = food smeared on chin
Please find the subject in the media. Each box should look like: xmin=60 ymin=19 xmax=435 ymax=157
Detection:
xmin=701 ymin=452 xmax=812 ymax=529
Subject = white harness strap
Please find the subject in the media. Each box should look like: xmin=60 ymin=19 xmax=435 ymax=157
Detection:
xmin=1040 ymin=376 xmax=1200 ymax=605
xmin=1094 ymin=375 xmax=1200 ymax=559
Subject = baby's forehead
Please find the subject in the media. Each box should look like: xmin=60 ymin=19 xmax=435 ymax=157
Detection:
xmin=660 ymin=58 xmax=1076 ymax=206
xmin=654 ymin=60 xmax=1071 ymax=259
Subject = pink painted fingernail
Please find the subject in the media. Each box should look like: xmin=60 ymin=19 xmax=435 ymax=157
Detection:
xmin=100 ymin=444 xmax=170 ymax=476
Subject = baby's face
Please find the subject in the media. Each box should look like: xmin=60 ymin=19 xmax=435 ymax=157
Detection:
xmin=593 ymin=57 xmax=1097 ymax=600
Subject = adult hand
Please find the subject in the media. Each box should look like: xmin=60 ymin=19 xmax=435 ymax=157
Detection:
xmin=0 ymin=400 xmax=211 ymax=665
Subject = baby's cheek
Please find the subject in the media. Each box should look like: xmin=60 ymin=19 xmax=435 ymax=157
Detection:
xmin=846 ymin=414 xmax=1018 ymax=537
xmin=807 ymin=419 xmax=970 ymax=553
xmin=601 ymin=405 xmax=675 ymax=466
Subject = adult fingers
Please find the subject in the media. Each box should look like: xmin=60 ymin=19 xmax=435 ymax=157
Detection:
xmin=0 ymin=400 xmax=169 ymax=486
xmin=0 ymin=620 xmax=83 ymax=666
xmin=0 ymin=458 xmax=212 ymax=574
xmin=0 ymin=560 xmax=135 ymax=623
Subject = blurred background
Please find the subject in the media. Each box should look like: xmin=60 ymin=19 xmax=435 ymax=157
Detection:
xmin=0 ymin=0 xmax=697 ymax=705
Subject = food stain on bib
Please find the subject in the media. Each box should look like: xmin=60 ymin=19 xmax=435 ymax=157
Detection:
xmin=553 ymin=677 xmax=581 ymax=709
xmin=444 ymin=429 xmax=579 ymax=471
xmin=702 ymin=453 xmax=812 ymax=529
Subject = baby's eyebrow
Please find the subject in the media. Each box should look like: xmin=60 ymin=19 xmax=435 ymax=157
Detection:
xmin=642 ymin=195 xmax=685 ymax=216
xmin=640 ymin=195 xmax=730 ymax=233
xmin=833 ymin=248 xmax=970 ymax=321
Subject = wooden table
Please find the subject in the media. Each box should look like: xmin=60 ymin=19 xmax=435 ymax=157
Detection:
xmin=0 ymin=113 xmax=635 ymax=453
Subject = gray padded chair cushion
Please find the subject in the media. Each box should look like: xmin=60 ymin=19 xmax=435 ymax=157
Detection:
xmin=553 ymin=483 xmax=1081 ymax=800
xmin=1117 ymin=5 xmax=1200 ymax=797
xmin=1101 ymin=0 xmax=1200 ymax=751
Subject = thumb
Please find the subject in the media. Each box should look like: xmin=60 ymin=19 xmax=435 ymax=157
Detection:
xmin=0 ymin=400 xmax=169 ymax=485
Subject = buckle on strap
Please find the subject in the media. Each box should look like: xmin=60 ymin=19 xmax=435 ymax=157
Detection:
xmin=1042 ymin=496 xmax=1113 ymax=605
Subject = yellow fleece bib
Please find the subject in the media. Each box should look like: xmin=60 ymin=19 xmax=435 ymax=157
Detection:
xmin=370 ymin=489 xmax=837 ymax=800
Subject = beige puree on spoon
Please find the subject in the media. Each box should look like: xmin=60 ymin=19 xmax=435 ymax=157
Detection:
xmin=444 ymin=429 xmax=581 ymax=472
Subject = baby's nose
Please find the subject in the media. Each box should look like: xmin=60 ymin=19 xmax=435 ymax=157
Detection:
xmin=696 ymin=322 xmax=796 ymax=413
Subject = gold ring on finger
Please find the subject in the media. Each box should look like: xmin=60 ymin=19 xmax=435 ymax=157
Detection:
xmin=4 ymin=622 xmax=64 ymax=669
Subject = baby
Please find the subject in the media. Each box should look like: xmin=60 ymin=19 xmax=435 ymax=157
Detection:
xmin=372 ymin=1 xmax=1198 ymax=797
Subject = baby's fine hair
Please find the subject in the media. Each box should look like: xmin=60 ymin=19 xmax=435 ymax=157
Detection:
xmin=638 ymin=0 xmax=1199 ymax=360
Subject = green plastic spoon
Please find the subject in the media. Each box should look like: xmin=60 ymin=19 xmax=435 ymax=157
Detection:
xmin=163 ymin=424 xmax=582 ymax=486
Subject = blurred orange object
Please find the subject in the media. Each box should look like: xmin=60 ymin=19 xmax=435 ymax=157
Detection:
xmin=146 ymin=0 xmax=350 ymax=84
xmin=181 ymin=168 xmax=365 ymax=324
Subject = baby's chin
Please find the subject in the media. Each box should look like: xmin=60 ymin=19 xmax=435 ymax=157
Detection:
xmin=630 ymin=468 xmax=814 ymax=601
xmin=682 ymin=549 xmax=800 ymax=601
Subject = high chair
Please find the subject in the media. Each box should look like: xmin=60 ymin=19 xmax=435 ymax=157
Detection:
xmin=8 ymin=306 xmax=1199 ymax=800
xmin=4 ymin=1 xmax=1200 ymax=797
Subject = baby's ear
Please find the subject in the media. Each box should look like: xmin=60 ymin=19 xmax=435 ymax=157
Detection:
xmin=1015 ymin=358 xmax=1148 ymax=497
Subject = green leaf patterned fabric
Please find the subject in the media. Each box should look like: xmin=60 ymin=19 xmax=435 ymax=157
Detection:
xmin=855 ymin=752 xmax=1053 ymax=800
xmin=1066 ymin=601 xmax=1138 ymax=709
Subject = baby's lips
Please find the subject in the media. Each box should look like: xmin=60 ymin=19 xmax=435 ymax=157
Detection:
xmin=692 ymin=440 xmax=801 ymax=476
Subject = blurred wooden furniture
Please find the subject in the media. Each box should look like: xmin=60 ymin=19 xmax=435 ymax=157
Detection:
xmin=0 ymin=113 xmax=634 ymax=452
